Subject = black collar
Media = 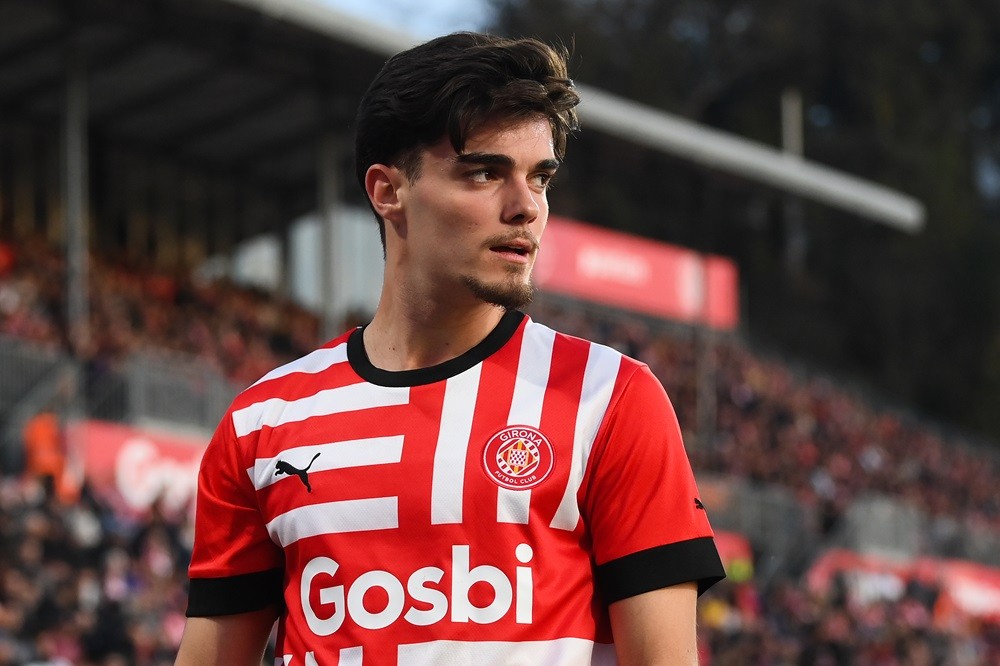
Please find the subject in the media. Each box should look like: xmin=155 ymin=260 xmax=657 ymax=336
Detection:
xmin=347 ymin=309 xmax=525 ymax=387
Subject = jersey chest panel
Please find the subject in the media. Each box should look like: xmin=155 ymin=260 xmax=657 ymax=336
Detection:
xmin=237 ymin=325 xmax=622 ymax=661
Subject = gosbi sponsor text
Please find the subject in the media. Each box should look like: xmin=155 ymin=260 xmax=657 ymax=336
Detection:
xmin=299 ymin=543 xmax=535 ymax=637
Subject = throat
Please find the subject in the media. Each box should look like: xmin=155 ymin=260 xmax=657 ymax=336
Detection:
xmin=362 ymin=307 xmax=506 ymax=371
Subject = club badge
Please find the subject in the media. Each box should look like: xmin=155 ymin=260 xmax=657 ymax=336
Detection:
xmin=482 ymin=425 xmax=554 ymax=490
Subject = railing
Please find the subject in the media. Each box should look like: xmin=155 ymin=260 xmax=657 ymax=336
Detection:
xmin=0 ymin=337 xmax=66 ymax=413
xmin=698 ymin=474 xmax=819 ymax=583
xmin=121 ymin=352 xmax=243 ymax=435
xmin=700 ymin=474 xmax=1000 ymax=577
xmin=0 ymin=341 xmax=243 ymax=468
xmin=0 ymin=337 xmax=71 ymax=470
xmin=839 ymin=493 xmax=1000 ymax=568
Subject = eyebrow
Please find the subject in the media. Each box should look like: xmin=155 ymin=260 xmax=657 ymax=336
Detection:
xmin=455 ymin=152 xmax=561 ymax=171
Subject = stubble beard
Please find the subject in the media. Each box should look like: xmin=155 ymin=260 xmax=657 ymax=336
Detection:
xmin=461 ymin=271 xmax=536 ymax=310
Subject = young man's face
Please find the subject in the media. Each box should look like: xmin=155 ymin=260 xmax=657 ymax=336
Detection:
xmin=393 ymin=115 xmax=559 ymax=310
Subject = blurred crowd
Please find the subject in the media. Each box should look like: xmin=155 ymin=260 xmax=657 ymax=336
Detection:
xmin=0 ymin=475 xmax=189 ymax=665
xmin=697 ymin=576 xmax=999 ymax=665
xmin=1 ymin=238 xmax=999 ymax=664
xmin=705 ymin=343 xmax=999 ymax=533
xmin=0 ymin=237 xmax=320 ymax=385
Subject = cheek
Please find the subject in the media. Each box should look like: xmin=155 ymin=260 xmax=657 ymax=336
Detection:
xmin=534 ymin=191 xmax=549 ymax=219
xmin=418 ymin=192 xmax=477 ymax=233
xmin=533 ymin=203 xmax=549 ymax=235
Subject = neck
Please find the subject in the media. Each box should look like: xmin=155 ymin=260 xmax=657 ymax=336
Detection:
xmin=363 ymin=297 xmax=507 ymax=371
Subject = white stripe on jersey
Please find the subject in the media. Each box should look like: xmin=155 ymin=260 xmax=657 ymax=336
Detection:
xmin=251 ymin=344 xmax=348 ymax=388
xmin=397 ymin=638 xmax=617 ymax=665
xmin=496 ymin=486 xmax=530 ymax=525
xmin=497 ymin=321 xmax=556 ymax=524
xmin=337 ymin=647 xmax=363 ymax=665
xmin=550 ymin=343 xmax=623 ymax=531
xmin=281 ymin=648 xmax=363 ymax=666
xmin=232 ymin=382 xmax=410 ymax=438
xmin=247 ymin=436 xmax=405 ymax=490
xmin=430 ymin=364 xmax=483 ymax=525
xmin=507 ymin=321 xmax=554 ymax=427
xmin=266 ymin=497 xmax=398 ymax=547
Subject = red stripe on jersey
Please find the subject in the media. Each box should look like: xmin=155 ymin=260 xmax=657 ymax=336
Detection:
xmin=396 ymin=380 xmax=448 ymax=531
xmin=462 ymin=321 xmax=523 ymax=523
xmin=534 ymin=330 xmax=588 ymax=525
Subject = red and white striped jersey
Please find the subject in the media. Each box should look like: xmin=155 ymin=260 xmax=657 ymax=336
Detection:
xmin=187 ymin=310 xmax=724 ymax=665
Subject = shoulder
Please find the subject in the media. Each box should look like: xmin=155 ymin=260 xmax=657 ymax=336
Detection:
xmin=522 ymin=317 xmax=647 ymax=385
xmin=221 ymin=330 xmax=358 ymax=446
xmin=231 ymin=330 xmax=355 ymax=409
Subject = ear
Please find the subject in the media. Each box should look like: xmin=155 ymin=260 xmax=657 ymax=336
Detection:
xmin=365 ymin=164 xmax=406 ymax=226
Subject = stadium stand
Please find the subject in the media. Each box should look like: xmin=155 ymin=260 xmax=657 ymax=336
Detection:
xmin=0 ymin=237 xmax=319 ymax=381
xmin=0 ymin=236 xmax=320 ymax=433
xmin=1 ymin=236 xmax=997 ymax=663
xmin=0 ymin=1 xmax=988 ymax=662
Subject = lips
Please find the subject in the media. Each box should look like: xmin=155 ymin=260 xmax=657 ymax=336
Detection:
xmin=490 ymin=243 xmax=530 ymax=256
xmin=488 ymin=236 xmax=536 ymax=256
xmin=489 ymin=243 xmax=533 ymax=266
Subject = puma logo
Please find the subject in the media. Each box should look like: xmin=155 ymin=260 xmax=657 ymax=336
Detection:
xmin=694 ymin=498 xmax=705 ymax=510
xmin=275 ymin=452 xmax=321 ymax=492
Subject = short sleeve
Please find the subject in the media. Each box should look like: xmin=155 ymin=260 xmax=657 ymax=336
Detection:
xmin=582 ymin=363 xmax=725 ymax=603
xmin=186 ymin=411 xmax=284 ymax=616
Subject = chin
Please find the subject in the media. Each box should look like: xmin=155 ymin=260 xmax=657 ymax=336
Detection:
xmin=461 ymin=276 xmax=535 ymax=310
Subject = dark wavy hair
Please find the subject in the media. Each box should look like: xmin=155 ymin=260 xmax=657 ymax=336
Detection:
xmin=354 ymin=32 xmax=580 ymax=248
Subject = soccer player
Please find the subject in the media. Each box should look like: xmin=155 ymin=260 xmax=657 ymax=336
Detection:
xmin=176 ymin=32 xmax=725 ymax=666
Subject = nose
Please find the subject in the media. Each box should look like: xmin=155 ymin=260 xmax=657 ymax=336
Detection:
xmin=501 ymin=179 xmax=541 ymax=225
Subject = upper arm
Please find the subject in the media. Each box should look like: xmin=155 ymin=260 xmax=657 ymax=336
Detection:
xmin=609 ymin=582 xmax=699 ymax=666
xmin=584 ymin=364 xmax=726 ymax=601
xmin=174 ymin=608 xmax=279 ymax=666
xmin=189 ymin=414 xmax=283 ymax=582
xmin=583 ymin=363 xmax=723 ymax=663
xmin=181 ymin=405 xmax=285 ymax=662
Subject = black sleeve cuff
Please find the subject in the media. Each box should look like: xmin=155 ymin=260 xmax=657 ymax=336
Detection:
xmin=596 ymin=536 xmax=727 ymax=604
xmin=186 ymin=568 xmax=284 ymax=617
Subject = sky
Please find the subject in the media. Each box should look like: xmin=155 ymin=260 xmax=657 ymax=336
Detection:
xmin=318 ymin=0 xmax=492 ymax=38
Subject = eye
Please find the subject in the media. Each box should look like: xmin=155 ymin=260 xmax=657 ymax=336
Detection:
xmin=532 ymin=172 xmax=556 ymax=190
xmin=468 ymin=169 xmax=495 ymax=183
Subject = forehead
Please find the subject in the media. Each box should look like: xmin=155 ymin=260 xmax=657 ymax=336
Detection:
xmin=426 ymin=116 xmax=556 ymax=163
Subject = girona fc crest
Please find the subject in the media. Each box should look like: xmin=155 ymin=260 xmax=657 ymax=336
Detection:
xmin=482 ymin=426 xmax=554 ymax=490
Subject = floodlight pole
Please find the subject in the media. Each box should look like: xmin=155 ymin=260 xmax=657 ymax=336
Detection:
xmin=63 ymin=51 xmax=90 ymax=431
xmin=59 ymin=49 xmax=90 ymax=496
xmin=782 ymin=89 xmax=806 ymax=275
xmin=318 ymin=132 xmax=344 ymax=339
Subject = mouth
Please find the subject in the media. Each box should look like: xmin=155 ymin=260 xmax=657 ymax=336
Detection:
xmin=491 ymin=244 xmax=530 ymax=256
xmin=488 ymin=236 xmax=536 ymax=263
xmin=489 ymin=241 xmax=533 ymax=264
